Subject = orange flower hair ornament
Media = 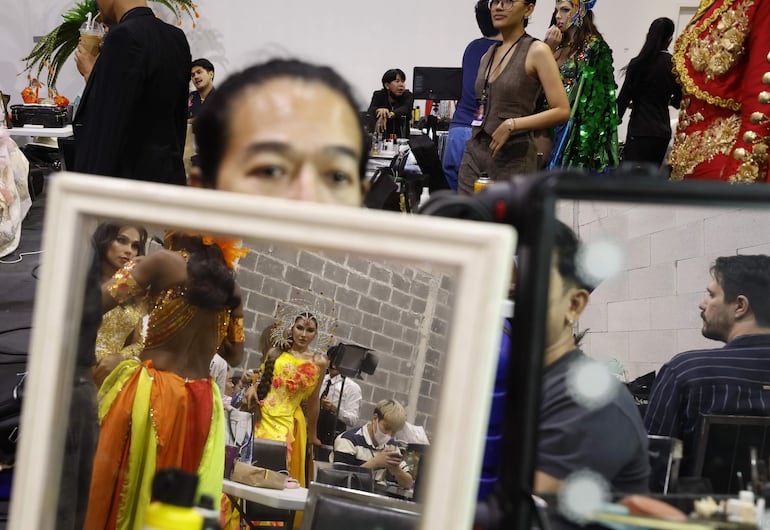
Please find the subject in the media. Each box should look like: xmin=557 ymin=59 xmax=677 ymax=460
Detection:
xmin=201 ymin=235 xmax=250 ymax=269
xmin=164 ymin=231 xmax=250 ymax=269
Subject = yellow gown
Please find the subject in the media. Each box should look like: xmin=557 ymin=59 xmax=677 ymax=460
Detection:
xmin=255 ymin=352 xmax=320 ymax=486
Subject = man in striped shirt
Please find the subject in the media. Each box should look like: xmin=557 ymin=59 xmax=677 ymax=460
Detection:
xmin=644 ymin=255 xmax=770 ymax=475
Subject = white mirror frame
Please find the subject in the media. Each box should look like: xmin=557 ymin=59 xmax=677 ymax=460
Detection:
xmin=10 ymin=173 xmax=514 ymax=530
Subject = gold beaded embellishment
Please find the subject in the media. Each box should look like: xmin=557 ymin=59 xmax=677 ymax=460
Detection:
xmin=144 ymin=286 xmax=198 ymax=349
xmin=673 ymin=0 xmax=753 ymax=112
xmin=107 ymin=262 xmax=145 ymax=305
xmin=227 ymin=316 xmax=245 ymax=344
xmin=670 ymin=114 xmax=741 ymax=179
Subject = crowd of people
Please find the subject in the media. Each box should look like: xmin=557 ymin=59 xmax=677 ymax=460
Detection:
xmin=31 ymin=0 xmax=769 ymax=527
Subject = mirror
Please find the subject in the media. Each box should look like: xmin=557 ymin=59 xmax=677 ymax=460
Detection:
xmin=501 ymin=174 xmax=770 ymax=527
xmin=10 ymin=172 xmax=514 ymax=530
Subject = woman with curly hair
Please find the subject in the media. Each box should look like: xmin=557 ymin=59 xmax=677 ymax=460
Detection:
xmin=85 ymin=232 xmax=245 ymax=530
xmin=544 ymin=0 xmax=619 ymax=172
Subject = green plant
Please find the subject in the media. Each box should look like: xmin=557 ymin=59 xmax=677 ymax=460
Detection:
xmin=21 ymin=0 xmax=199 ymax=91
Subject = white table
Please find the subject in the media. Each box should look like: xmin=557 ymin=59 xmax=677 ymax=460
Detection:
xmin=223 ymin=479 xmax=308 ymax=530
xmin=223 ymin=479 xmax=308 ymax=510
xmin=5 ymin=125 xmax=73 ymax=138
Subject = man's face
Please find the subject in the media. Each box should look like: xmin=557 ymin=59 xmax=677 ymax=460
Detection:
xmin=699 ymin=278 xmax=735 ymax=342
xmin=214 ymin=78 xmax=363 ymax=205
xmin=191 ymin=66 xmax=214 ymax=92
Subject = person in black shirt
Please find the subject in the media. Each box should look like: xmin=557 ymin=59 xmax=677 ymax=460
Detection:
xmin=536 ymin=221 xmax=650 ymax=494
xmin=188 ymin=58 xmax=215 ymax=122
xmin=367 ymin=68 xmax=414 ymax=138
xmin=617 ymin=18 xmax=682 ymax=168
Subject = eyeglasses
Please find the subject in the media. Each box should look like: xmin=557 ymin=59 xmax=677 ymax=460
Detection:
xmin=487 ymin=0 xmax=521 ymax=10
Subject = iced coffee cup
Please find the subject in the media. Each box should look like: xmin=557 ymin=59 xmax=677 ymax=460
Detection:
xmin=79 ymin=22 xmax=105 ymax=56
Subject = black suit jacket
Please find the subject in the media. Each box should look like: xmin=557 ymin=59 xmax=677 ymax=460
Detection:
xmin=73 ymin=7 xmax=191 ymax=185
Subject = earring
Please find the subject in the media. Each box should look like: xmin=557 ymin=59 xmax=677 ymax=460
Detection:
xmin=567 ymin=318 xmax=574 ymax=326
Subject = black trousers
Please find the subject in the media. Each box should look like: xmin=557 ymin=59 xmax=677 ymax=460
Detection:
xmin=622 ymin=135 xmax=670 ymax=167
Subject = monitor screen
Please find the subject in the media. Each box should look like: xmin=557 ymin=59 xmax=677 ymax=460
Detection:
xmin=412 ymin=67 xmax=463 ymax=101
xmin=331 ymin=343 xmax=374 ymax=378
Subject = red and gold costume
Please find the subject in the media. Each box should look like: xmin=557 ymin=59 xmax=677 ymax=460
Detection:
xmin=669 ymin=0 xmax=770 ymax=182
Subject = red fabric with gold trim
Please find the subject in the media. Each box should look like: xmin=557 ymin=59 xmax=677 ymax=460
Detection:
xmin=670 ymin=0 xmax=770 ymax=182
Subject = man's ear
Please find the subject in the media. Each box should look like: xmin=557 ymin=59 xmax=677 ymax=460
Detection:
xmin=567 ymin=288 xmax=590 ymax=322
xmin=734 ymin=294 xmax=750 ymax=319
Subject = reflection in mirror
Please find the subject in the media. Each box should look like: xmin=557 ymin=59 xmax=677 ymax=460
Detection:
xmin=544 ymin=198 xmax=770 ymax=523
xmin=15 ymin=175 xmax=513 ymax=530
xmin=66 ymin=221 xmax=457 ymax=527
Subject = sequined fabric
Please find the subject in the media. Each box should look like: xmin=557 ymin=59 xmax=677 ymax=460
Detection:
xmin=95 ymin=300 xmax=147 ymax=361
xmin=144 ymin=285 xmax=197 ymax=349
xmin=547 ymin=36 xmax=620 ymax=172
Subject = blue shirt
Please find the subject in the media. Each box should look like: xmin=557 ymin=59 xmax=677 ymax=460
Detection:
xmin=449 ymin=38 xmax=498 ymax=128
xmin=644 ymin=334 xmax=770 ymax=474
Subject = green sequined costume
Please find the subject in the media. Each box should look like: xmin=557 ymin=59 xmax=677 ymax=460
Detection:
xmin=547 ymin=36 xmax=620 ymax=173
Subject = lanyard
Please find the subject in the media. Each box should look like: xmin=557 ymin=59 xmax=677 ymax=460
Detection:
xmin=480 ymin=32 xmax=527 ymax=104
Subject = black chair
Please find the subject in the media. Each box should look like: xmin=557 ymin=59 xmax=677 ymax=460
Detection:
xmin=315 ymin=463 xmax=374 ymax=493
xmin=647 ymin=435 xmax=682 ymax=494
xmin=299 ymin=482 xmax=420 ymax=530
xmin=239 ymin=439 xmax=293 ymax=528
xmin=692 ymin=414 xmax=770 ymax=494
xmin=251 ymin=438 xmax=288 ymax=472
xmin=408 ymin=134 xmax=449 ymax=192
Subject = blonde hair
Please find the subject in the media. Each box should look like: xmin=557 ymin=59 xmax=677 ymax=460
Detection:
xmin=373 ymin=399 xmax=406 ymax=431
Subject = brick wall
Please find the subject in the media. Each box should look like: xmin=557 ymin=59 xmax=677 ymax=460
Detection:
xmin=235 ymin=242 xmax=454 ymax=435
xmin=558 ymin=201 xmax=770 ymax=381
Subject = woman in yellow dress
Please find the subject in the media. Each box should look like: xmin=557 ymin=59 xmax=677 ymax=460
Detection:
xmin=91 ymin=222 xmax=148 ymax=386
xmin=251 ymin=312 xmax=329 ymax=486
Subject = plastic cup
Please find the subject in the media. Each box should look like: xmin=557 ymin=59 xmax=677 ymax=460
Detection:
xmin=79 ymin=23 xmax=105 ymax=56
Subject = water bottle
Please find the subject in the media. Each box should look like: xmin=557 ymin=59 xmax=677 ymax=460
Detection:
xmin=142 ymin=468 xmax=203 ymax=530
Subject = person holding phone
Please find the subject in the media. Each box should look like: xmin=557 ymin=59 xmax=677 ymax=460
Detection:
xmin=333 ymin=399 xmax=414 ymax=489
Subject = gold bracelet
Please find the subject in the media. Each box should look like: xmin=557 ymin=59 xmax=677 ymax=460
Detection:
xmin=107 ymin=263 xmax=144 ymax=304
xmin=227 ymin=316 xmax=245 ymax=343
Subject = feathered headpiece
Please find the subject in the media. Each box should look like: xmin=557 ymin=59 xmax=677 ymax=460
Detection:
xmin=269 ymin=292 xmax=338 ymax=352
xmin=567 ymin=0 xmax=597 ymax=28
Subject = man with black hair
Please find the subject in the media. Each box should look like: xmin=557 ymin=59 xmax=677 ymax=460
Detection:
xmin=442 ymin=0 xmax=501 ymax=190
xmin=188 ymin=58 xmax=215 ymax=121
xmin=645 ymin=255 xmax=770 ymax=475
xmin=535 ymin=221 xmax=649 ymax=494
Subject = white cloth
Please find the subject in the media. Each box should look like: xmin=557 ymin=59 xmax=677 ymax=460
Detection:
xmin=0 ymin=129 xmax=31 ymax=258
xmin=322 ymin=373 xmax=362 ymax=428
xmin=209 ymin=353 xmax=228 ymax=398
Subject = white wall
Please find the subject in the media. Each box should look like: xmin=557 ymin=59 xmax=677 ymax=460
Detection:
xmin=2 ymin=0 xmax=698 ymax=119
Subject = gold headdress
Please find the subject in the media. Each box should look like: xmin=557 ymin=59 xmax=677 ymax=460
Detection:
xmin=269 ymin=292 xmax=338 ymax=352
